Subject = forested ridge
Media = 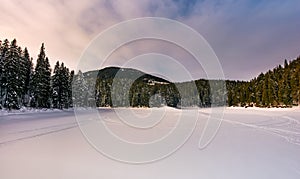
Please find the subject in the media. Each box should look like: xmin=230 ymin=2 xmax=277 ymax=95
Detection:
xmin=90 ymin=57 xmax=299 ymax=108
xmin=0 ymin=38 xmax=299 ymax=110
xmin=227 ymin=58 xmax=300 ymax=107
xmin=91 ymin=59 xmax=300 ymax=108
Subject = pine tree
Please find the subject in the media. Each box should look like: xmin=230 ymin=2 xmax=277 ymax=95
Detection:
xmin=32 ymin=44 xmax=52 ymax=108
xmin=4 ymin=39 xmax=22 ymax=109
xmin=226 ymin=81 xmax=233 ymax=106
xmin=284 ymin=59 xmax=288 ymax=69
xmin=68 ymin=70 xmax=74 ymax=107
xmin=0 ymin=39 xmax=9 ymax=108
xmin=52 ymin=61 xmax=60 ymax=108
xmin=60 ymin=63 xmax=70 ymax=108
xmin=21 ymin=48 xmax=33 ymax=106
xmin=267 ymin=72 xmax=275 ymax=106
xmin=283 ymin=68 xmax=292 ymax=106
xmin=0 ymin=40 xmax=3 ymax=108
xmin=255 ymin=73 xmax=264 ymax=106
xmin=52 ymin=61 xmax=71 ymax=109
xmin=248 ymin=80 xmax=256 ymax=106
xmin=72 ymin=70 xmax=88 ymax=107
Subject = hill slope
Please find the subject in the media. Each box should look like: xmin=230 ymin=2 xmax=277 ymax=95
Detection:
xmin=82 ymin=57 xmax=300 ymax=108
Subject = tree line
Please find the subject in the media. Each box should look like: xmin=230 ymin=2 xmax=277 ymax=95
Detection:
xmin=91 ymin=58 xmax=299 ymax=108
xmin=1 ymin=38 xmax=299 ymax=110
xmin=227 ymin=58 xmax=300 ymax=107
xmin=0 ymin=38 xmax=74 ymax=110
xmin=91 ymin=67 xmax=225 ymax=108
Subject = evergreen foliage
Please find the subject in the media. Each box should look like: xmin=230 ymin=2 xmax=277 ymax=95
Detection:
xmin=0 ymin=38 xmax=299 ymax=109
xmin=92 ymin=57 xmax=300 ymax=108
xmin=32 ymin=44 xmax=52 ymax=108
xmin=72 ymin=70 xmax=89 ymax=107
xmin=52 ymin=61 xmax=72 ymax=109
xmin=0 ymin=39 xmax=73 ymax=110
xmin=226 ymin=57 xmax=300 ymax=107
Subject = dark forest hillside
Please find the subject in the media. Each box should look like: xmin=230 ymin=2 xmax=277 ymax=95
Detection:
xmin=91 ymin=58 xmax=299 ymax=108
xmin=227 ymin=58 xmax=300 ymax=107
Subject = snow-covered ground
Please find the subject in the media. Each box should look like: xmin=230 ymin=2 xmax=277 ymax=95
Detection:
xmin=0 ymin=107 xmax=300 ymax=179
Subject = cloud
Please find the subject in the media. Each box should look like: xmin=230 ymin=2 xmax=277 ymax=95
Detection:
xmin=183 ymin=0 xmax=300 ymax=80
xmin=1 ymin=0 xmax=300 ymax=80
xmin=0 ymin=0 xmax=94 ymax=69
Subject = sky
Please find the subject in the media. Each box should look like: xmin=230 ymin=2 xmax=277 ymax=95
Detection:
xmin=1 ymin=0 xmax=300 ymax=81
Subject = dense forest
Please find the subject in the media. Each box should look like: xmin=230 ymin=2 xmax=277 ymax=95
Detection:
xmin=0 ymin=38 xmax=299 ymax=110
xmin=226 ymin=58 xmax=300 ymax=107
xmin=90 ymin=67 xmax=225 ymax=108
xmin=90 ymin=57 xmax=299 ymax=108
xmin=0 ymin=38 xmax=74 ymax=110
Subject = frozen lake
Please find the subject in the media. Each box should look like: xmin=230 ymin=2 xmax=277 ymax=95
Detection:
xmin=0 ymin=107 xmax=300 ymax=179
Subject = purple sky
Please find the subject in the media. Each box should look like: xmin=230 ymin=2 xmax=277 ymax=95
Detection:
xmin=1 ymin=0 xmax=300 ymax=81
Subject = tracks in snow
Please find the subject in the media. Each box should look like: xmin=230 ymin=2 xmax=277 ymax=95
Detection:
xmin=198 ymin=111 xmax=300 ymax=146
xmin=0 ymin=118 xmax=90 ymax=146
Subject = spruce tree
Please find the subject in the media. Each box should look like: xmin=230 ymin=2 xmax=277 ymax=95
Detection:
xmin=4 ymin=39 xmax=21 ymax=109
xmin=60 ymin=63 xmax=70 ymax=108
xmin=32 ymin=44 xmax=52 ymax=108
xmin=68 ymin=70 xmax=74 ymax=107
xmin=267 ymin=72 xmax=275 ymax=106
xmin=255 ymin=74 xmax=264 ymax=106
xmin=0 ymin=39 xmax=9 ymax=108
xmin=52 ymin=61 xmax=60 ymax=108
xmin=283 ymin=69 xmax=292 ymax=106
xmin=52 ymin=61 xmax=71 ymax=109
xmin=21 ymin=48 xmax=33 ymax=106
xmin=72 ymin=70 xmax=88 ymax=107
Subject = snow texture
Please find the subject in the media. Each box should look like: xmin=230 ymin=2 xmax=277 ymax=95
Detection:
xmin=0 ymin=107 xmax=300 ymax=179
